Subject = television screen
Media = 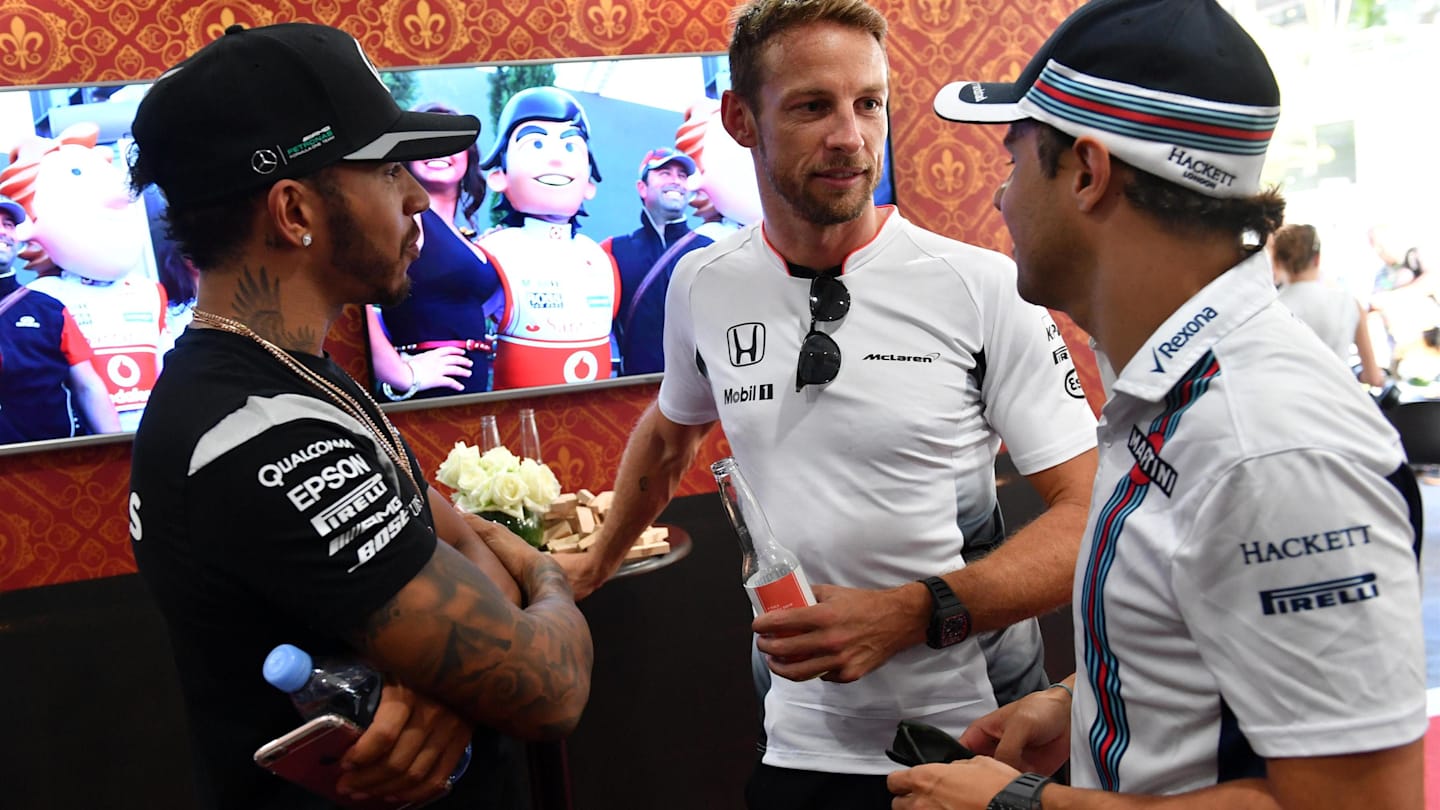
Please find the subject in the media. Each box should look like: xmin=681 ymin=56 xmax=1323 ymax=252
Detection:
xmin=362 ymin=52 xmax=896 ymax=403
xmin=0 ymin=51 xmax=897 ymax=454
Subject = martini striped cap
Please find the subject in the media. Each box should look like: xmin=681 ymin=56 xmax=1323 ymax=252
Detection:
xmin=933 ymin=0 xmax=1279 ymax=198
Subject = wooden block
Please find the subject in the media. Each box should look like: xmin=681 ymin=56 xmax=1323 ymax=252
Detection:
xmin=591 ymin=491 xmax=614 ymax=518
xmin=544 ymin=493 xmax=578 ymax=520
xmin=639 ymin=525 xmax=669 ymax=544
xmin=574 ymin=505 xmax=597 ymax=535
xmin=578 ymin=533 xmax=600 ymax=551
xmin=623 ymin=540 xmax=671 ymax=560
xmin=547 ymin=535 xmax=581 ymax=553
xmin=576 ymin=488 xmax=596 ymax=505
xmin=543 ymin=521 xmax=575 ymax=542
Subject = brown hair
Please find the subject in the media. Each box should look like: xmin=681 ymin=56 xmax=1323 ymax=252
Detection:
xmin=1271 ymin=224 xmax=1322 ymax=275
xmin=728 ymin=0 xmax=887 ymax=105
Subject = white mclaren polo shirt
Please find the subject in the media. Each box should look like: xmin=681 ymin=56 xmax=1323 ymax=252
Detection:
xmin=1072 ymin=253 xmax=1425 ymax=794
xmin=659 ymin=208 xmax=1097 ymax=773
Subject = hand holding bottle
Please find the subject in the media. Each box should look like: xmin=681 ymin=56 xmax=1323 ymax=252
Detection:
xmin=337 ymin=679 xmax=474 ymax=805
xmin=263 ymin=644 xmax=471 ymax=805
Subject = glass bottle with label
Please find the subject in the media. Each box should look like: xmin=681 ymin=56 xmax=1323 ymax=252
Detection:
xmin=711 ymin=456 xmax=815 ymax=614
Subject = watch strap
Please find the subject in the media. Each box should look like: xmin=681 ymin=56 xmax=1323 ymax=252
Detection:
xmin=918 ymin=576 xmax=970 ymax=648
xmin=985 ymin=772 xmax=1052 ymax=810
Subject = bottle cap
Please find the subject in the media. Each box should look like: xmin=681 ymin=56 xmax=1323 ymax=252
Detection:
xmin=262 ymin=643 xmax=314 ymax=693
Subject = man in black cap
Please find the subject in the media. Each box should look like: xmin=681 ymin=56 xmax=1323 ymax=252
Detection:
xmin=126 ymin=23 xmax=592 ymax=810
xmin=890 ymin=0 xmax=1425 ymax=808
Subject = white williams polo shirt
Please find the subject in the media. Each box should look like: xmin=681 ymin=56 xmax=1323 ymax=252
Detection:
xmin=1073 ymin=253 xmax=1425 ymax=794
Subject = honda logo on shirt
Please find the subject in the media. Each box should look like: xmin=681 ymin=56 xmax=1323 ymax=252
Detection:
xmin=727 ymin=323 xmax=766 ymax=367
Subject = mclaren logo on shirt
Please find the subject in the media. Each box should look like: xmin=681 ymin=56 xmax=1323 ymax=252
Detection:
xmin=1126 ymin=426 xmax=1177 ymax=496
xmin=863 ymin=352 xmax=938 ymax=363
xmin=727 ymin=323 xmax=765 ymax=367
xmin=1259 ymin=572 xmax=1378 ymax=616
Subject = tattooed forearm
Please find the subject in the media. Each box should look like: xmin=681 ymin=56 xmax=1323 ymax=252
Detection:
xmin=355 ymin=542 xmax=593 ymax=740
xmin=233 ymin=264 xmax=318 ymax=350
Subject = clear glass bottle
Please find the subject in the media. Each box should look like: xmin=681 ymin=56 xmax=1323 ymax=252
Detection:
xmin=478 ymin=414 xmax=502 ymax=453
xmin=518 ymin=408 xmax=542 ymax=462
xmin=711 ymin=456 xmax=815 ymax=614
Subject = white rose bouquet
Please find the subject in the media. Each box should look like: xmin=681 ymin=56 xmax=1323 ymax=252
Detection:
xmin=436 ymin=443 xmax=561 ymax=547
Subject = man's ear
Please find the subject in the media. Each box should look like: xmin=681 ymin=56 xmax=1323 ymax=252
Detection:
xmin=720 ymin=90 xmax=758 ymax=149
xmin=1071 ymin=136 xmax=1115 ymax=213
xmin=583 ymin=180 xmax=598 ymax=201
xmin=266 ymin=179 xmax=316 ymax=249
xmin=484 ymin=169 xmax=509 ymax=195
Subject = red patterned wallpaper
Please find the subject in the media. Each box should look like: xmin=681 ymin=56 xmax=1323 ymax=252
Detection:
xmin=0 ymin=0 xmax=1091 ymax=592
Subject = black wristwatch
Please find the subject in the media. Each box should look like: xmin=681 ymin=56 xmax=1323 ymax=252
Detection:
xmin=918 ymin=576 xmax=971 ymax=649
xmin=986 ymin=772 xmax=1052 ymax=810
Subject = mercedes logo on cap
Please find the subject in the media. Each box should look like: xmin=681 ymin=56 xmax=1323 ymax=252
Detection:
xmin=251 ymin=148 xmax=279 ymax=175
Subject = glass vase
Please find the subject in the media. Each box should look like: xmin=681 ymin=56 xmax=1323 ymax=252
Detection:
xmin=478 ymin=508 xmax=545 ymax=548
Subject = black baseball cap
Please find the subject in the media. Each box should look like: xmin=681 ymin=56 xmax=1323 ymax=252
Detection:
xmin=933 ymin=0 xmax=1279 ymax=198
xmin=131 ymin=23 xmax=481 ymax=208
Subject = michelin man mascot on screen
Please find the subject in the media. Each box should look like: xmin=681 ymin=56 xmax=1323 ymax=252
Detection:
xmin=475 ymin=86 xmax=618 ymax=390
xmin=0 ymin=123 xmax=168 ymax=433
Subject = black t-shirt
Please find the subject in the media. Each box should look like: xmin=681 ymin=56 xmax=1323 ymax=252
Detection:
xmin=129 ymin=328 xmax=512 ymax=809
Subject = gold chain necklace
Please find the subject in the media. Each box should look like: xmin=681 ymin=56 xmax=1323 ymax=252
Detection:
xmin=191 ymin=309 xmax=422 ymax=496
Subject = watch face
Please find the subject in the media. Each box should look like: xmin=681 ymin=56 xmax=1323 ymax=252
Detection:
xmin=937 ymin=612 xmax=971 ymax=646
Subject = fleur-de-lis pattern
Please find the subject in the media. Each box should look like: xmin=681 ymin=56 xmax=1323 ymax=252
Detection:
xmin=0 ymin=0 xmax=1095 ymax=592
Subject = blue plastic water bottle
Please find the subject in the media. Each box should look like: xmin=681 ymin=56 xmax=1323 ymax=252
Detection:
xmin=263 ymin=643 xmax=471 ymax=785
xmin=263 ymin=643 xmax=383 ymax=725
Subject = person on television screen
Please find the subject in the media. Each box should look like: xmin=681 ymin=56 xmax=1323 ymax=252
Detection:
xmin=614 ymin=98 xmax=766 ymax=376
xmin=904 ymin=0 xmax=1426 ymax=807
xmin=367 ymin=102 xmax=500 ymax=401
xmin=0 ymin=123 xmax=169 ymax=433
xmin=125 ymin=23 xmax=591 ymax=810
xmin=560 ymin=0 xmax=1099 ymax=806
xmin=600 ymin=146 xmax=695 ymax=375
xmin=0 ymin=194 xmax=24 ymax=296
xmin=0 ymin=196 xmax=120 ymax=443
xmin=474 ymin=86 xmax=619 ymax=390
